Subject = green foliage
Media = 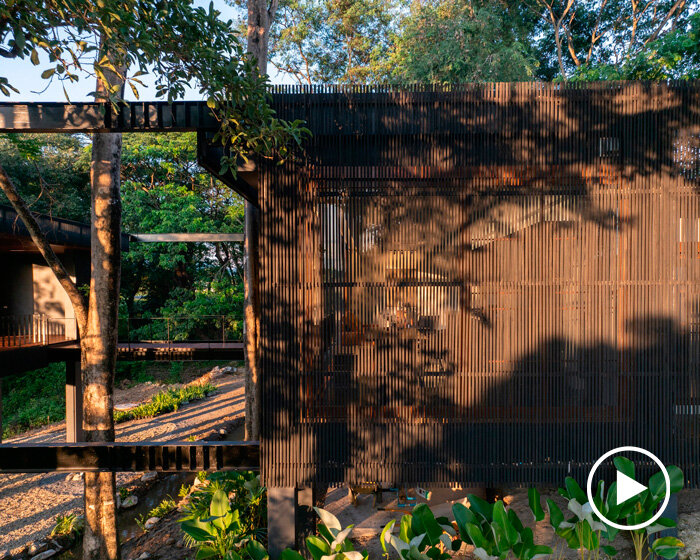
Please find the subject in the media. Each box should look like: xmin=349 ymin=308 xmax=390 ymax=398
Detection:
xmin=1 ymin=362 xmax=66 ymax=439
xmin=388 ymin=0 xmax=538 ymax=84
xmin=570 ymin=12 xmax=700 ymax=81
xmin=265 ymin=0 xmax=398 ymax=84
xmin=300 ymin=508 xmax=366 ymax=560
xmin=180 ymin=472 xmax=267 ymax=560
xmin=113 ymin=383 xmax=216 ymax=423
xmin=1 ymin=0 xmax=309 ymax=179
xmin=589 ymin=462 xmax=686 ymax=560
xmin=0 ymin=133 xmax=90 ymax=221
xmin=136 ymin=496 xmax=178 ymax=531
xmin=182 ymin=471 xmax=267 ymax=545
xmin=50 ymin=513 xmax=84 ymax=538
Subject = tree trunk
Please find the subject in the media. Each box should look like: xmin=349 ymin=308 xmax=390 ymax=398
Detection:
xmin=81 ymin=50 xmax=125 ymax=560
xmin=244 ymin=202 xmax=261 ymax=440
xmin=244 ymin=0 xmax=277 ymax=441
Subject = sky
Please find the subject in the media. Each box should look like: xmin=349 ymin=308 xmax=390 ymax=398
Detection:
xmin=1 ymin=0 xmax=289 ymax=103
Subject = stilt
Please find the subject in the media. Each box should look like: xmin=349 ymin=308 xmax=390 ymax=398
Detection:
xmin=65 ymin=360 xmax=83 ymax=442
xmin=268 ymin=487 xmax=296 ymax=559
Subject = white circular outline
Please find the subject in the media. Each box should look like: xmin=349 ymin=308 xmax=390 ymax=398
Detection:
xmin=586 ymin=445 xmax=670 ymax=531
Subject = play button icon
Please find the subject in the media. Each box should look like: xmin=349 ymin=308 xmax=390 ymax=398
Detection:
xmin=616 ymin=470 xmax=648 ymax=505
xmin=587 ymin=445 xmax=671 ymax=531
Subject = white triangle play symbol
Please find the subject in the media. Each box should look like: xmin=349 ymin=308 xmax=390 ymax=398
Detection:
xmin=616 ymin=471 xmax=648 ymax=505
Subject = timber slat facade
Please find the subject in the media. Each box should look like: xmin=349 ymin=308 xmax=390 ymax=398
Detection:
xmin=261 ymin=82 xmax=700 ymax=488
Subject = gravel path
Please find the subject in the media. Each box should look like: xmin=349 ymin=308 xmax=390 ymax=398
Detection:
xmin=0 ymin=372 xmax=244 ymax=556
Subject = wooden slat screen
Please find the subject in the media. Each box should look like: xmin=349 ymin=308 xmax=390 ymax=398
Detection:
xmin=260 ymin=82 xmax=700 ymax=487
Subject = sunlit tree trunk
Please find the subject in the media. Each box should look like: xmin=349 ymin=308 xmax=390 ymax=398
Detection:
xmin=80 ymin=45 xmax=125 ymax=560
xmin=245 ymin=0 xmax=277 ymax=442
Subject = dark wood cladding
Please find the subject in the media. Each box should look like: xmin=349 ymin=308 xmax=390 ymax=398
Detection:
xmin=261 ymin=82 xmax=700 ymax=488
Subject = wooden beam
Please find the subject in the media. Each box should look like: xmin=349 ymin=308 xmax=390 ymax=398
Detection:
xmin=131 ymin=233 xmax=244 ymax=242
xmin=0 ymin=442 xmax=259 ymax=472
xmin=0 ymin=101 xmax=218 ymax=133
xmin=197 ymin=131 xmax=258 ymax=206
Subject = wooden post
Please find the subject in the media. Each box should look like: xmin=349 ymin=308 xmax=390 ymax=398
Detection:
xmin=267 ymin=487 xmax=296 ymax=559
xmin=66 ymin=360 xmax=84 ymax=442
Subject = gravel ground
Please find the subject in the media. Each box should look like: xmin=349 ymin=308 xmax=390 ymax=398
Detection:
xmin=0 ymin=370 xmax=245 ymax=556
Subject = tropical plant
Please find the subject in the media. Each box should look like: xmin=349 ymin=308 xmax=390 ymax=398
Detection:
xmin=530 ymin=480 xmax=614 ymax=560
xmin=592 ymin=458 xmax=685 ymax=560
xmin=181 ymin=488 xmax=269 ymax=560
xmin=281 ymin=507 xmax=367 ymax=560
xmin=50 ymin=513 xmax=85 ymax=537
xmin=381 ymin=496 xmax=551 ymax=560
xmin=182 ymin=471 xmax=267 ymax=544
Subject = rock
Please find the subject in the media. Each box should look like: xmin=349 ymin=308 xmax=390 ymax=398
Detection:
xmin=0 ymin=549 xmax=9 ymax=560
xmin=136 ymin=553 xmax=151 ymax=560
xmin=28 ymin=542 xmax=48 ymax=555
xmin=144 ymin=517 xmax=160 ymax=530
xmin=121 ymin=494 xmax=138 ymax=509
xmin=30 ymin=551 xmax=57 ymax=560
xmin=220 ymin=366 xmax=233 ymax=374
xmin=165 ymin=537 xmax=176 ymax=546
xmin=140 ymin=471 xmax=158 ymax=483
xmin=219 ymin=429 xmax=226 ymax=435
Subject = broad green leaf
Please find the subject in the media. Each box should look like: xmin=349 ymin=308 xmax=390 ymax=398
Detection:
xmin=602 ymin=545 xmax=618 ymax=556
xmin=180 ymin=520 xmax=213 ymax=542
xmin=381 ymin=520 xmax=396 ymax=554
xmin=614 ymin=456 xmax=635 ymax=480
xmin=195 ymin=546 xmax=220 ymax=560
xmin=464 ymin=523 xmax=488 ymax=549
xmin=651 ymin=536 xmax=684 ymax=559
xmin=452 ymin=503 xmax=477 ymax=541
xmin=280 ymin=549 xmax=305 ymax=560
xmin=467 ymin=494 xmax=493 ymax=522
xmin=314 ymin=507 xmax=342 ymax=534
xmin=546 ymin=499 xmax=566 ymax=529
xmin=400 ymin=515 xmax=414 ymax=542
xmin=529 ymin=545 xmax=553 ymax=559
xmin=527 ymin=488 xmax=544 ymax=521
xmin=306 ymin=535 xmax=331 ymax=560
xmin=388 ymin=534 xmax=410 ymax=558
xmin=412 ymin=504 xmax=442 ymax=545
xmin=645 ymin=517 xmax=676 ymax=535
xmin=493 ymin=501 xmax=518 ymax=547
xmin=210 ymin=489 xmax=230 ymax=530
xmin=245 ymin=539 xmax=269 ymax=560
xmin=330 ymin=525 xmax=354 ymax=550
xmin=564 ymin=478 xmax=587 ymax=505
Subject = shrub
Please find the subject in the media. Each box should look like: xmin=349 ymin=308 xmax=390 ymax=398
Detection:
xmin=114 ymin=383 xmax=216 ymax=423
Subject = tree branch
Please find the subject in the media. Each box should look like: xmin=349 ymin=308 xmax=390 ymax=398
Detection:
xmin=0 ymin=163 xmax=88 ymax=334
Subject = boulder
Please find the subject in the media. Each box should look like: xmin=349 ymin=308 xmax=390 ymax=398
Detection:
xmin=144 ymin=517 xmax=160 ymax=530
xmin=140 ymin=471 xmax=158 ymax=483
xmin=121 ymin=494 xmax=138 ymax=509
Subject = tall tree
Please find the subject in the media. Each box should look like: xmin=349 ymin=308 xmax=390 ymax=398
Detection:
xmin=524 ymin=0 xmax=697 ymax=79
xmin=1 ymin=1 xmax=307 ymax=557
xmin=388 ymin=0 xmax=539 ymax=84
xmin=265 ymin=0 xmax=397 ymax=84
xmin=244 ymin=0 xmax=278 ymax=442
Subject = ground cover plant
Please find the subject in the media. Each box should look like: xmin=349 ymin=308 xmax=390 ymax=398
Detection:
xmin=1 ymin=362 xmax=66 ymax=438
xmin=113 ymin=383 xmax=216 ymax=423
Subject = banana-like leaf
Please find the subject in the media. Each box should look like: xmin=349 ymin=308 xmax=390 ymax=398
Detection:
xmin=307 ymin=535 xmax=332 ymax=560
xmin=381 ymin=520 xmax=396 ymax=554
xmin=314 ymin=507 xmax=343 ymax=535
xmin=330 ymin=525 xmax=355 ymax=551
xmin=651 ymin=536 xmax=685 ymax=559
xmin=527 ymin=488 xmax=544 ymax=521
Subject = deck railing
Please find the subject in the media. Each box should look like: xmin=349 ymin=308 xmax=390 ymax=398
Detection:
xmin=118 ymin=315 xmax=242 ymax=346
xmin=0 ymin=314 xmax=77 ymax=348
